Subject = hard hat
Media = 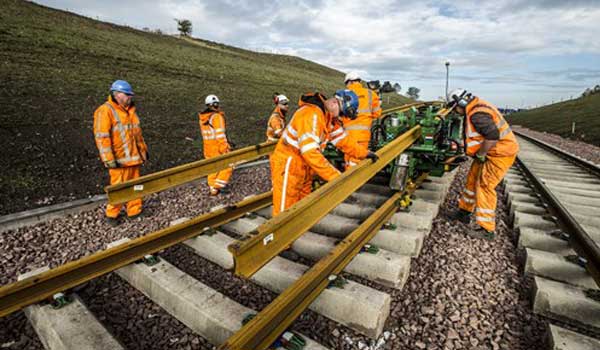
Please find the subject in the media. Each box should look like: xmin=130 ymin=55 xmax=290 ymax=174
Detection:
xmin=205 ymin=94 xmax=220 ymax=105
xmin=335 ymin=89 xmax=359 ymax=119
xmin=274 ymin=94 xmax=289 ymax=105
xmin=344 ymin=71 xmax=361 ymax=84
xmin=110 ymin=80 xmax=134 ymax=96
xmin=447 ymin=88 xmax=471 ymax=108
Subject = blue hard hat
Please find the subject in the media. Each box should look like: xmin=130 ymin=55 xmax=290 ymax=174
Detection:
xmin=110 ymin=80 xmax=134 ymax=95
xmin=335 ymin=89 xmax=359 ymax=119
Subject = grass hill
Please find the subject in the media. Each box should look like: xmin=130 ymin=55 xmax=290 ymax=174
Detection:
xmin=0 ymin=0 xmax=410 ymax=215
xmin=507 ymin=94 xmax=600 ymax=146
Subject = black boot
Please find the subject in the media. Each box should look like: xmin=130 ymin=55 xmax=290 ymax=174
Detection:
xmin=447 ymin=209 xmax=472 ymax=224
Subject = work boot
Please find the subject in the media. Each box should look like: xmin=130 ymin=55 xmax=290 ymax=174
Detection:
xmin=209 ymin=188 xmax=220 ymax=196
xmin=106 ymin=217 xmax=119 ymax=227
xmin=219 ymin=187 xmax=231 ymax=195
xmin=447 ymin=208 xmax=472 ymax=224
xmin=465 ymin=224 xmax=495 ymax=240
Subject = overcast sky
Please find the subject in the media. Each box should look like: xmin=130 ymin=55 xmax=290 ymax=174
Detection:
xmin=37 ymin=0 xmax=600 ymax=108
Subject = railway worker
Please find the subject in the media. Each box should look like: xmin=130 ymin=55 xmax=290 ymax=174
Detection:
xmin=341 ymin=71 xmax=382 ymax=168
xmin=270 ymin=90 xmax=379 ymax=216
xmin=266 ymin=93 xmax=290 ymax=142
xmin=447 ymin=89 xmax=519 ymax=240
xmin=93 ymin=80 xmax=148 ymax=227
xmin=199 ymin=94 xmax=233 ymax=196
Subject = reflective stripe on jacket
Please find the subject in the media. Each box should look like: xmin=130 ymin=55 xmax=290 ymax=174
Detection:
xmin=465 ymin=98 xmax=519 ymax=157
xmin=266 ymin=106 xmax=286 ymax=141
xmin=93 ymin=97 xmax=147 ymax=166
xmin=341 ymin=82 xmax=382 ymax=142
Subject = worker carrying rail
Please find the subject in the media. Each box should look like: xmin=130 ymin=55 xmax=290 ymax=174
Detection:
xmin=447 ymin=89 xmax=519 ymax=240
xmin=199 ymin=94 xmax=233 ymax=196
xmin=266 ymin=93 xmax=290 ymax=142
xmin=341 ymin=72 xmax=382 ymax=168
xmin=93 ymin=80 xmax=149 ymax=227
xmin=270 ymin=90 xmax=379 ymax=216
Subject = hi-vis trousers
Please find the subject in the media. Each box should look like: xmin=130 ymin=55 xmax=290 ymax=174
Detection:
xmin=270 ymin=152 xmax=313 ymax=216
xmin=458 ymin=155 xmax=516 ymax=232
xmin=106 ymin=166 xmax=142 ymax=218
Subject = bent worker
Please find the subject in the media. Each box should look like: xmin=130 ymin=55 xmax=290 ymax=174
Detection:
xmin=93 ymin=80 xmax=148 ymax=227
xmin=270 ymin=90 xmax=379 ymax=216
xmin=342 ymin=72 xmax=382 ymax=168
xmin=266 ymin=93 xmax=290 ymax=142
xmin=447 ymin=89 xmax=519 ymax=240
xmin=199 ymin=94 xmax=232 ymax=196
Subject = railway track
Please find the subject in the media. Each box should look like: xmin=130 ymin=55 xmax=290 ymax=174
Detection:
xmin=504 ymin=131 xmax=600 ymax=348
xmin=2 ymin=102 xmax=461 ymax=349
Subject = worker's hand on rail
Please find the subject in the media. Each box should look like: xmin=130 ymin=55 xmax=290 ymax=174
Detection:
xmin=366 ymin=151 xmax=379 ymax=163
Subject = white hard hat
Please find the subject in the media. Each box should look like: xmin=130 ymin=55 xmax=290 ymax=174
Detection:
xmin=447 ymin=88 xmax=470 ymax=108
xmin=205 ymin=94 xmax=220 ymax=105
xmin=344 ymin=71 xmax=361 ymax=83
xmin=275 ymin=94 xmax=289 ymax=105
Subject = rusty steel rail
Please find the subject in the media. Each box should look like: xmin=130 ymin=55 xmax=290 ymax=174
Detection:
xmin=228 ymin=125 xmax=423 ymax=278
xmin=0 ymin=192 xmax=272 ymax=318
xmin=106 ymin=142 xmax=277 ymax=205
xmin=219 ymin=173 xmax=428 ymax=350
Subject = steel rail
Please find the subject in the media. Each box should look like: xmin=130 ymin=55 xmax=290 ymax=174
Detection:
xmin=228 ymin=126 xmax=423 ymax=278
xmin=513 ymin=130 xmax=600 ymax=178
xmin=106 ymin=142 xmax=277 ymax=205
xmin=516 ymin=157 xmax=600 ymax=286
xmin=0 ymin=192 xmax=272 ymax=318
xmin=105 ymin=102 xmax=436 ymax=206
xmin=219 ymin=173 xmax=428 ymax=350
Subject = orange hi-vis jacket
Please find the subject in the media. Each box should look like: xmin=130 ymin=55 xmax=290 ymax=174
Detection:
xmin=277 ymin=98 xmax=368 ymax=181
xmin=93 ymin=96 xmax=148 ymax=167
xmin=199 ymin=109 xmax=230 ymax=157
xmin=465 ymin=98 xmax=518 ymax=157
xmin=271 ymin=94 xmax=369 ymax=215
xmin=341 ymin=82 xmax=382 ymax=143
xmin=266 ymin=106 xmax=286 ymax=142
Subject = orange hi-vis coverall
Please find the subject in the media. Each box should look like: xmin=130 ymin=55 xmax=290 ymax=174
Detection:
xmin=199 ymin=109 xmax=232 ymax=193
xmin=342 ymin=82 xmax=382 ymax=167
xmin=458 ymin=98 xmax=519 ymax=232
xmin=270 ymin=93 xmax=369 ymax=216
xmin=93 ymin=96 xmax=148 ymax=218
xmin=266 ymin=106 xmax=286 ymax=142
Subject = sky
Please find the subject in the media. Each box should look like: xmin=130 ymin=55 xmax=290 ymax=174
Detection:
xmin=37 ymin=0 xmax=600 ymax=108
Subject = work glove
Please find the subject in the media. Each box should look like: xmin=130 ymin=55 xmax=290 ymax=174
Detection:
xmin=366 ymin=151 xmax=379 ymax=163
xmin=475 ymin=153 xmax=487 ymax=163
xmin=104 ymin=160 xmax=118 ymax=169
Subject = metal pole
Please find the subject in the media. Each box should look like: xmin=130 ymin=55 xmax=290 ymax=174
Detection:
xmin=445 ymin=61 xmax=450 ymax=101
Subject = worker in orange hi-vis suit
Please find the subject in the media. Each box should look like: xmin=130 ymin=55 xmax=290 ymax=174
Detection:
xmin=270 ymin=90 xmax=379 ymax=216
xmin=341 ymin=71 xmax=382 ymax=168
xmin=446 ymin=89 xmax=519 ymax=240
xmin=93 ymin=80 xmax=148 ymax=227
xmin=199 ymin=94 xmax=233 ymax=196
xmin=266 ymin=93 xmax=290 ymax=142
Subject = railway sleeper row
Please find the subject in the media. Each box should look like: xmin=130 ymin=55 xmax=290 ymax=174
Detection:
xmin=503 ymin=136 xmax=600 ymax=350
xmin=17 ymin=169 xmax=458 ymax=350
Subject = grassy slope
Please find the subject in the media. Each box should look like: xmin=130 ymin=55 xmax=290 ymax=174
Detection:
xmin=506 ymin=94 xmax=600 ymax=146
xmin=0 ymin=0 xmax=410 ymax=214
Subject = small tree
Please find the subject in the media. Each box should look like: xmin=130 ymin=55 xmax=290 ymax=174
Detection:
xmin=175 ymin=19 xmax=192 ymax=36
xmin=407 ymin=87 xmax=420 ymax=100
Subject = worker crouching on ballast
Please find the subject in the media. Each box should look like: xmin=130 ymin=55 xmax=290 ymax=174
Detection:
xmin=447 ymin=89 xmax=519 ymax=240
xmin=266 ymin=93 xmax=290 ymax=142
xmin=199 ymin=94 xmax=233 ymax=196
xmin=270 ymin=90 xmax=379 ymax=216
xmin=93 ymin=80 xmax=149 ymax=227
